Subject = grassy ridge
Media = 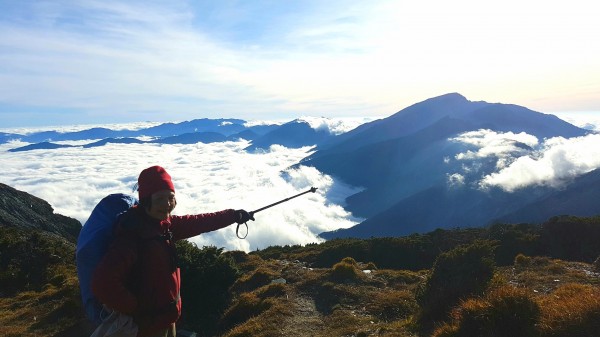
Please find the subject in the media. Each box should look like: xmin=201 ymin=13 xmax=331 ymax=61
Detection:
xmin=1 ymin=215 xmax=599 ymax=336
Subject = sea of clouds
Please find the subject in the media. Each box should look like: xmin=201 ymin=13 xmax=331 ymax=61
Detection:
xmin=0 ymin=118 xmax=368 ymax=252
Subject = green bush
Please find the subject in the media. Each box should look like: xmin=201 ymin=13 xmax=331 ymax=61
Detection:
xmin=176 ymin=242 xmax=239 ymax=335
xmin=514 ymin=253 xmax=532 ymax=267
xmin=0 ymin=227 xmax=75 ymax=295
xmin=540 ymin=215 xmax=600 ymax=262
xmin=487 ymin=223 xmax=541 ymax=266
xmin=416 ymin=240 xmax=496 ymax=327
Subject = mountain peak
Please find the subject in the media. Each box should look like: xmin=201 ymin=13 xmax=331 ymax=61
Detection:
xmin=427 ymin=92 xmax=468 ymax=101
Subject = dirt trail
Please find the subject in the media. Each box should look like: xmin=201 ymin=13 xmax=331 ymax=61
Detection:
xmin=280 ymin=289 xmax=324 ymax=336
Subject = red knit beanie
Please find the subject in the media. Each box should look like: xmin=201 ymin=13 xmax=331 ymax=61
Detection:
xmin=137 ymin=166 xmax=175 ymax=199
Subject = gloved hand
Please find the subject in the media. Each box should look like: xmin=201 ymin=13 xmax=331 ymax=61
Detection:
xmin=235 ymin=209 xmax=255 ymax=224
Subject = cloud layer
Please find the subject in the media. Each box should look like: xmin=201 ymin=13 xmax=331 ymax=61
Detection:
xmin=0 ymin=138 xmax=362 ymax=251
xmin=451 ymin=129 xmax=600 ymax=192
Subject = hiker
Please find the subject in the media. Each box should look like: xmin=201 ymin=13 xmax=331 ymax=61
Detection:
xmin=91 ymin=165 xmax=253 ymax=337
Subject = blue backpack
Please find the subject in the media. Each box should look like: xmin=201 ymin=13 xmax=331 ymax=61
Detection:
xmin=76 ymin=193 xmax=138 ymax=324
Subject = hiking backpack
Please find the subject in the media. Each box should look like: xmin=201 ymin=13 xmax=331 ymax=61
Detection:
xmin=76 ymin=193 xmax=138 ymax=324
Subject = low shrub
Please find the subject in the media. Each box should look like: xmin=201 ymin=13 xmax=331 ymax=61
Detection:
xmin=330 ymin=257 xmax=360 ymax=282
xmin=432 ymin=286 xmax=540 ymax=337
xmin=514 ymin=253 xmax=532 ymax=267
xmin=416 ymin=240 xmax=496 ymax=327
xmin=0 ymin=228 xmax=75 ymax=295
xmin=176 ymin=243 xmax=239 ymax=335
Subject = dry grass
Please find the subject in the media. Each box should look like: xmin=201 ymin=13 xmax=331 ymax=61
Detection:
xmin=221 ymin=255 xmax=421 ymax=337
xmin=508 ymin=254 xmax=597 ymax=293
xmin=538 ymin=283 xmax=600 ymax=337
xmin=221 ymin=299 xmax=293 ymax=337
xmin=3 ymin=249 xmax=598 ymax=337
xmin=330 ymin=257 xmax=361 ymax=281
xmin=366 ymin=289 xmax=418 ymax=322
xmin=372 ymin=269 xmax=424 ymax=290
xmin=430 ymin=254 xmax=600 ymax=337
xmin=0 ymin=273 xmax=82 ymax=337
xmin=231 ymin=264 xmax=281 ymax=293
xmin=432 ymin=285 xmax=540 ymax=337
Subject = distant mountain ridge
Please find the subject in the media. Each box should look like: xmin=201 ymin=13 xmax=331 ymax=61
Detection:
xmin=4 ymin=118 xmax=339 ymax=152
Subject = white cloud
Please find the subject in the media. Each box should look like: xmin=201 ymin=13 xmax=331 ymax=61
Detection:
xmin=0 ymin=138 xmax=362 ymax=252
xmin=452 ymin=129 xmax=538 ymax=164
xmin=451 ymin=129 xmax=600 ymax=192
xmin=297 ymin=116 xmax=379 ymax=135
xmin=447 ymin=173 xmax=465 ymax=187
xmin=451 ymin=129 xmax=539 ymax=174
xmin=479 ymin=134 xmax=600 ymax=191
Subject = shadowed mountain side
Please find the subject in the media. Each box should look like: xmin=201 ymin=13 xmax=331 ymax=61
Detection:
xmin=0 ymin=183 xmax=81 ymax=242
xmin=8 ymin=142 xmax=75 ymax=152
xmin=463 ymin=103 xmax=587 ymax=139
xmin=150 ymin=132 xmax=227 ymax=144
xmin=21 ymin=128 xmax=134 ymax=143
xmin=245 ymin=120 xmax=335 ymax=151
xmin=229 ymin=129 xmax=260 ymax=141
xmin=299 ymin=117 xmax=479 ymax=217
xmin=83 ymin=138 xmax=145 ymax=148
xmin=495 ymin=168 xmax=600 ymax=224
xmin=1 ymin=132 xmax=22 ymax=143
xmin=319 ymin=183 xmax=556 ymax=240
xmin=320 ymin=168 xmax=600 ymax=240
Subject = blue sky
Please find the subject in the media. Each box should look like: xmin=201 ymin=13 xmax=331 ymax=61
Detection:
xmin=1 ymin=0 xmax=599 ymax=127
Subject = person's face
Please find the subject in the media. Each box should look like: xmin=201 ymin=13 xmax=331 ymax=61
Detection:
xmin=147 ymin=190 xmax=176 ymax=220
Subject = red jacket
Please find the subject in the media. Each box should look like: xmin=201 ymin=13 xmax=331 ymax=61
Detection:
xmin=91 ymin=206 xmax=237 ymax=336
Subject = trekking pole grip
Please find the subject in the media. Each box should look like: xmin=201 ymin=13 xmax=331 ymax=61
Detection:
xmin=235 ymin=187 xmax=318 ymax=239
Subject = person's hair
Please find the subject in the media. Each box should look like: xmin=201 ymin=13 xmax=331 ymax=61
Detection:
xmin=139 ymin=196 xmax=152 ymax=210
xmin=133 ymin=183 xmax=151 ymax=209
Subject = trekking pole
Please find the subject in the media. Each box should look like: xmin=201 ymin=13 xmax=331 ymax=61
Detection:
xmin=236 ymin=187 xmax=318 ymax=239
